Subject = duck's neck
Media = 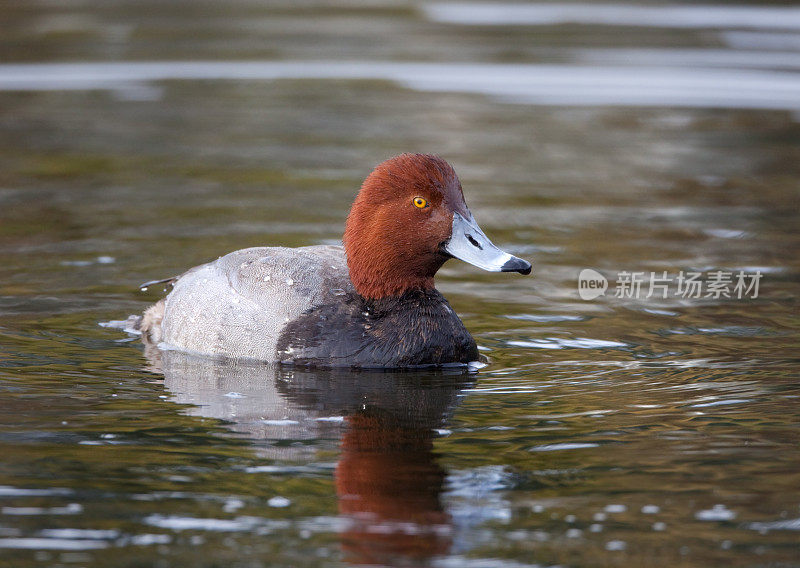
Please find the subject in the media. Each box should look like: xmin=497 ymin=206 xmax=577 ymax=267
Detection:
xmin=346 ymin=254 xmax=449 ymax=300
xmin=350 ymin=269 xmax=435 ymax=301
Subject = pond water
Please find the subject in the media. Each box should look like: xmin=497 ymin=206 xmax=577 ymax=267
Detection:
xmin=1 ymin=1 xmax=799 ymax=567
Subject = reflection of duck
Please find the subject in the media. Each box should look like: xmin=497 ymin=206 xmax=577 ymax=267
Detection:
xmin=130 ymin=154 xmax=530 ymax=367
xmin=336 ymin=412 xmax=451 ymax=564
xmin=153 ymin=350 xmax=475 ymax=565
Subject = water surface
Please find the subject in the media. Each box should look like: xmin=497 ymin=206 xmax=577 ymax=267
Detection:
xmin=1 ymin=1 xmax=799 ymax=567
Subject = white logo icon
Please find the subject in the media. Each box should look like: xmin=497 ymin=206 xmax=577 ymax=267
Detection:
xmin=578 ymin=269 xmax=608 ymax=300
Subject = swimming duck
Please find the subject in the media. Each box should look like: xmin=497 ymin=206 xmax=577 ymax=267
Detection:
xmin=136 ymin=153 xmax=531 ymax=368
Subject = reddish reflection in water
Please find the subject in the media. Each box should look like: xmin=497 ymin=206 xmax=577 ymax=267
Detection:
xmin=337 ymin=412 xmax=451 ymax=565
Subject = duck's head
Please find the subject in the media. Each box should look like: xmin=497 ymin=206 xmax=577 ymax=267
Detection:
xmin=344 ymin=153 xmax=531 ymax=300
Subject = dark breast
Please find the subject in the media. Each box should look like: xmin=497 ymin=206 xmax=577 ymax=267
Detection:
xmin=276 ymin=289 xmax=478 ymax=368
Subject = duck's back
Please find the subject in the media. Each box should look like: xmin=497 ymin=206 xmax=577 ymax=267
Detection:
xmin=158 ymin=245 xmax=353 ymax=360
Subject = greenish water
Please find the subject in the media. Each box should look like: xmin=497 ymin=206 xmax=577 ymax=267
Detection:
xmin=1 ymin=1 xmax=800 ymax=567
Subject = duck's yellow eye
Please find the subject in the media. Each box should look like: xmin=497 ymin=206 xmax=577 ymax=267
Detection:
xmin=413 ymin=197 xmax=428 ymax=209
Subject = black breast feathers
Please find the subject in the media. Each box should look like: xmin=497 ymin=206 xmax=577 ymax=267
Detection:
xmin=276 ymin=289 xmax=478 ymax=369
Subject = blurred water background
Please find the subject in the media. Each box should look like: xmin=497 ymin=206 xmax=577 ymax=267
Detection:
xmin=1 ymin=1 xmax=799 ymax=567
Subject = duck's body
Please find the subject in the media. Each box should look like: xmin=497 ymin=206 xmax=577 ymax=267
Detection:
xmin=142 ymin=244 xmax=477 ymax=367
xmin=134 ymin=154 xmax=530 ymax=369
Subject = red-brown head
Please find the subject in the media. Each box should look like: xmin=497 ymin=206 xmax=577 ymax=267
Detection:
xmin=344 ymin=153 xmax=531 ymax=300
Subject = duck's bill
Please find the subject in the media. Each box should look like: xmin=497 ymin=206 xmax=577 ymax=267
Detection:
xmin=444 ymin=212 xmax=532 ymax=275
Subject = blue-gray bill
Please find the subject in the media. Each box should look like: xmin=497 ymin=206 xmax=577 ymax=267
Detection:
xmin=444 ymin=212 xmax=532 ymax=275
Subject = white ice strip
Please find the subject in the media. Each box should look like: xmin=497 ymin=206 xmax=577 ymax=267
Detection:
xmin=39 ymin=529 xmax=120 ymax=539
xmin=574 ymin=49 xmax=800 ymax=71
xmin=424 ymin=3 xmax=800 ymax=30
xmin=143 ymin=514 xmax=261 ymax=532
xmin=0 ymin=486 xmax=72 ymax=497
xmin=1 ymin=503 xmax=82 ymax=515
xmin=722 ymin=31 xmax=800 ymax=51
xmin=508 ymin=337 xmax=628 ymax=349
xmin=1 ymin=61 xmax=800 ymax=111
xmin=0 ymin=537 xmax=109 ymax=550
xmin=695 ymin=504 xmax=737 ymax=521
xmin=530 ymin=442 xmax=600 ymax=451
xmin=400 ymin=66 xmax=800 ymax=111
xmin=748 ymin=517 xmax=800 ymax=532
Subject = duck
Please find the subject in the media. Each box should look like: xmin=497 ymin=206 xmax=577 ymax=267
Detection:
xmin=134 ymin=153 xmax=531 ymax=368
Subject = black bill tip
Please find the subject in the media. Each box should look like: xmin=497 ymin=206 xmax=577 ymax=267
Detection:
xmin=501 ymin=257 xmax=532 ymax=275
